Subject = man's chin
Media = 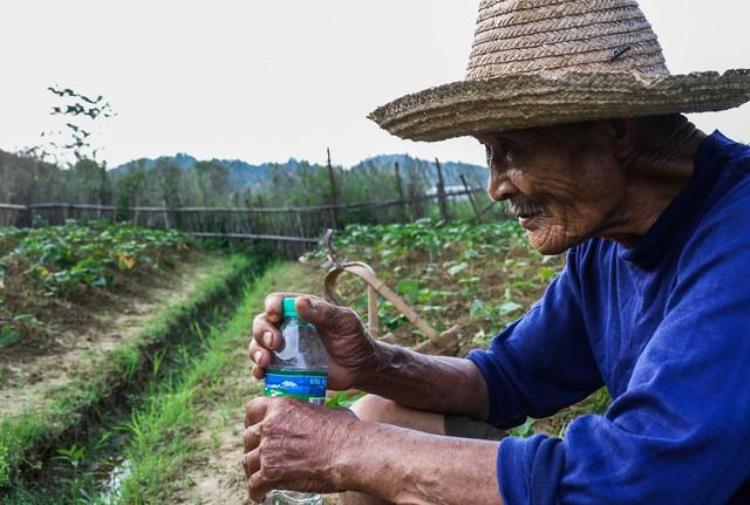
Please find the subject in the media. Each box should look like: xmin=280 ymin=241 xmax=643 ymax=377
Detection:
xmin=526 ymin=228 xmax=573 ymax=256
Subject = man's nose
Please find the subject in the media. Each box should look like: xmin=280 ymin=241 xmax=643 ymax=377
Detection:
xmin=487 ymin=172 xmax=518 ymax=202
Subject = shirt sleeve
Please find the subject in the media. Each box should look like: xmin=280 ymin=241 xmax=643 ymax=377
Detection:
xmin=467 ymin=249 xmax=603 ymax=429
xmin=498 ymin=198 xmax=750 ymax=505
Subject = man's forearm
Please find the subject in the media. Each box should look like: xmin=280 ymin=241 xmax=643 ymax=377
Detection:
xmin=357 ymin=341 xmax=490 ymax=420
xmin=335 ymin=420 xmax=503 ymax=505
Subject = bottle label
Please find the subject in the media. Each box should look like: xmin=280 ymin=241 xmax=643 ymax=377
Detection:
xmin=264 ymin=369 xmax=328 ymax=406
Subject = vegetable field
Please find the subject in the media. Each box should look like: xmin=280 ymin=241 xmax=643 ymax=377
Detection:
xmin=0 ymin=221 xmax=261 ymax=504
xmin=0 ymin=222 xmax=192 ymax=350
xmin=1 ymin=218 xmax=610 ymax=504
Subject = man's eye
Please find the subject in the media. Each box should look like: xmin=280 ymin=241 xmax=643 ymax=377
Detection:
xmin=485 ymin=142 xmax=518 ymax=168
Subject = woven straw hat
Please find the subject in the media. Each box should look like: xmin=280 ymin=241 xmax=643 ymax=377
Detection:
xmin=368 ymin=0 xmax=750 ymax=142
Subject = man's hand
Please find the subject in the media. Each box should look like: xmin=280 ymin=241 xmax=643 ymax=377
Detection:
xmin=243 ymin=397 xmax=503 ymax=505
xmin=249 ymin=293 xmax=381 ymax=390
xmin=242 ymin=396 xmax=357 ymax=503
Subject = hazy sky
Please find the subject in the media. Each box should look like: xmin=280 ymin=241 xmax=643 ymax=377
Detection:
xmin=1 ymin=1 xmax=748 ymax=168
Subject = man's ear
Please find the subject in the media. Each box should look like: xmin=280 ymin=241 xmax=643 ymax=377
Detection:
xmin=607 ymin=118 xmax=638 ymax=161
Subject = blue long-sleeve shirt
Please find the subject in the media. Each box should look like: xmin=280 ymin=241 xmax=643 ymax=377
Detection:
xmin=467 ymin=131 xmax=750 ymax=504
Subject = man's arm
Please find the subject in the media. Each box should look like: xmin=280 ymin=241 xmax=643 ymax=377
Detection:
xmin=360 ymin=250 xmax=601 ymax=425
xmin=337 ymin=420 xmax=502 ymax=504
xmin=358 ymin=343 xmax=491 ymax=420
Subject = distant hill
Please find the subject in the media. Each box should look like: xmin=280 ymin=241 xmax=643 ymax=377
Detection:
xmin=352 ymin=154 xmax=487 ymax=188
xmin=109 ymin=153 xmax=488 ymax=190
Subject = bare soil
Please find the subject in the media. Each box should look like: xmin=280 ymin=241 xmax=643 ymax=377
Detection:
xmin=174 ymin=371 xmax=252 ymax=505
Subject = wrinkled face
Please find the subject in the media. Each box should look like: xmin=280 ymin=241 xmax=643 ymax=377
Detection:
xmin=475 ymin=122 xmax=629 ymax=255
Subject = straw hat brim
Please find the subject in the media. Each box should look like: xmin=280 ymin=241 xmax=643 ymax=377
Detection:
xmin=368 ymin=69 xmax=750 ymax=142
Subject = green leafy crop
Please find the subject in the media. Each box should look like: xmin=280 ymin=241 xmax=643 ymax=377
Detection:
xmin=3 ymin=221 xmax=190 ymax=297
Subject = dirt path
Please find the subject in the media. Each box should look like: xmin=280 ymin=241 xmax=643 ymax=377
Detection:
xmin=174 ymin=370 xmax=254 ymax=505
xmin=0 ymin=256 xmax=222 ymax=420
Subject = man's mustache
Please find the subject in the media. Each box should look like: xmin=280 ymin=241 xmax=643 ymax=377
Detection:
xmin=505 ymin=197 xmax=547 ymax=218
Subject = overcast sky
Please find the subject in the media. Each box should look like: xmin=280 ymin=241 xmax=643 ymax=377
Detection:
xmin=1 ymin=1 xmax=748 ymax=168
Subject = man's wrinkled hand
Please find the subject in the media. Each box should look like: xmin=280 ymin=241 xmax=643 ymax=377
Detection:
xmin=248 ymin=292 xmax=382 ymax=390
xmin=242 ymin=396 xmax=357 ymax=503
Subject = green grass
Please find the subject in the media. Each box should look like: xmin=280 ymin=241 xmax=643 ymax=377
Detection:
xmin=0 ymin=254 xmax=256 ymax=499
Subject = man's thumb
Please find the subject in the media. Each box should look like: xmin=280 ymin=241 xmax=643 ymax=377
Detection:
xmin=295 ymin=296 xmax=340 ymax=327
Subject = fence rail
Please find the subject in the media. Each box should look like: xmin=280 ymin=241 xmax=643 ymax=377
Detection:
xmin=0 ymin=187 xmax=495 ymax=258
xmin=191 ymin=232 xmax=320 ymax=243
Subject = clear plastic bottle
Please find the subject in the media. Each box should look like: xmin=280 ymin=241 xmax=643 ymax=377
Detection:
xmin=263 ymin=297 xmax=328 ymax=505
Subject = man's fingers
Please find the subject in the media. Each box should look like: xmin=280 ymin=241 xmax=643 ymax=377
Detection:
xmin=248 ymin=340 xmax=269 ymax=380
xmin=264 ymin=292 xmax=308 ymax=324
xmin=244 ymin=425 xmax=261 ymax=453
xmin=251 ymin=362 xmax=266 ymax=380
xmin=250 ymin=292 xmax=324 ymax=380
xmin=252 ymin=313 xmax=281 ymax=350
xmin=247 ymin=462 xmax=270 ymax=504
xmin=244 ymin=396 xmax=271 ymax=428
xmin=242 ymin=448 xmax=260 ymax=478
xmin=248 ymin=340 xmax=272 ymax=370
xmin=248 ymin=469 xmax=273 ymax=504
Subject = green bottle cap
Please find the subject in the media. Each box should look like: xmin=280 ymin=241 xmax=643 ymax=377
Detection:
xmin=282 ymin=297 xmax=299 ymax=318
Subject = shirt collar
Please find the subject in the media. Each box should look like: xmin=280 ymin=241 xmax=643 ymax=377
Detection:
xmin=617 ymin=130 xmax=733 ymax=268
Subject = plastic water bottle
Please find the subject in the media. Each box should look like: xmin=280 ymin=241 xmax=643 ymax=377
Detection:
xmin=263 ymin=297 xmax=328 ymax=505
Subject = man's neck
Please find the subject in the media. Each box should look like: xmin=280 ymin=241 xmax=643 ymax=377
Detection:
xmin=602 ymin=131 xmax=706 ymax=246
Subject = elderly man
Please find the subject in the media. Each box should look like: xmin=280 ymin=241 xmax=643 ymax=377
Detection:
xmin=245 ymin=1 xmax=750 ymax=503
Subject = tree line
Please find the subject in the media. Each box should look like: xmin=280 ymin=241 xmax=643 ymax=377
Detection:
xmin=1 ymin=148 xmax=495 ymax=224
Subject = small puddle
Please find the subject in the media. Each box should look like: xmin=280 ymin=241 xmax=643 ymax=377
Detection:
xmin=97 ymin=458 xmax=132 ymax=504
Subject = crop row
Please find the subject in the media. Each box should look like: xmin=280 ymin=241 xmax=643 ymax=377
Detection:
xmin=0 ymin=221 xmax=190 ymax=297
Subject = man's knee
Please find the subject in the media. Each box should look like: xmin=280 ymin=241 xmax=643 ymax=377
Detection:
xmin=349 ymin=394 xmax=445 ymax=434
xmin=350 ymin=394 xmax=402 ymax=424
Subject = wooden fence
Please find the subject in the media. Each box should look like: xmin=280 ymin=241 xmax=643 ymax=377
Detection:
xmin=0 ymin=188 xmax=496 ymax=258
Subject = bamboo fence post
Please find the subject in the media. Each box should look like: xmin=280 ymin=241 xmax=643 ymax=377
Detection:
xmin=161 ymin=199 xmax=170 ymax=229
xmin=133 ymin=196 xmax=141 ymax=226
xmin=326 ymin=148 xmax=339 ymax=229
xmin=434 ymin=158 xmax=450 ymax=222
xmin=258 ymin=196 xmax=266 ymax=237
xmin=295 ymin=211 xmax=305 ymax=238
xmin=407 ymin=164 xmax=425 ymax=219
xmin=460 ymin=174 xmax=482 ymax=223
xmin=394 ymin=162 xmax=407 ymax=222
